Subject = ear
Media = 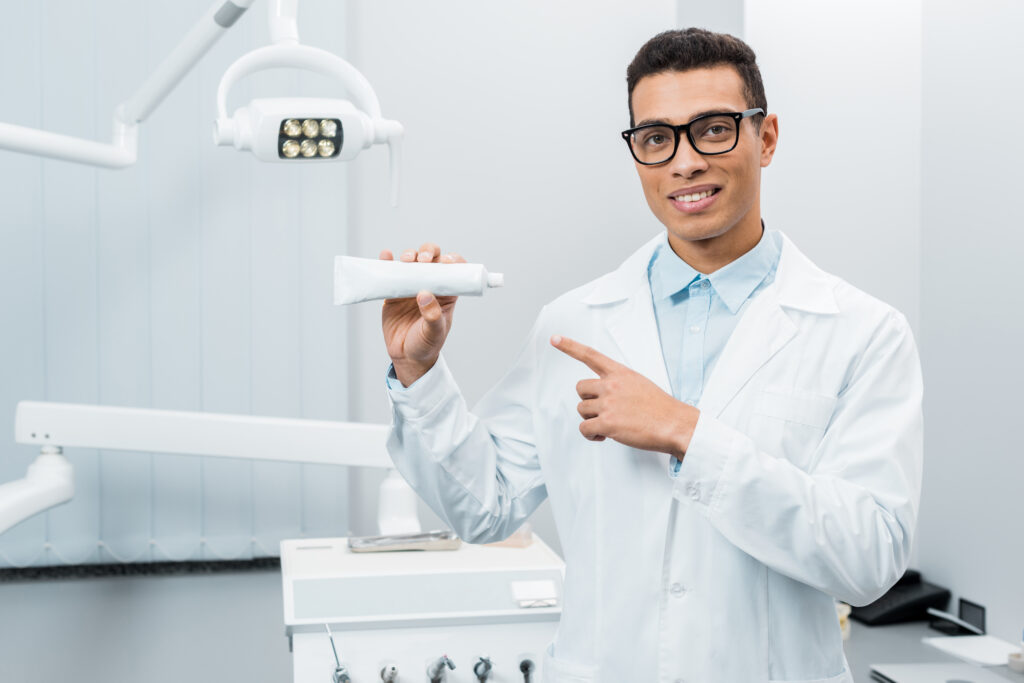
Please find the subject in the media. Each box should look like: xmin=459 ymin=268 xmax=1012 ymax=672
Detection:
xmin=759 ymin=113 xmax=779 ymax=168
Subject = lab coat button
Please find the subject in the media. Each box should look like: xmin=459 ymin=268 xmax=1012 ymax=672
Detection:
xmin=670 ymin=582 xmax=685 ymax=596
xmin=688 ymin=484 xmax=701 ymax=501
xmin=689 ymin=325 xmax=701 ymax=333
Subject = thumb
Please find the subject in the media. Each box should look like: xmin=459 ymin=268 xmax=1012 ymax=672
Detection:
xmin=416 ymin=291 xmax=445 ymax=337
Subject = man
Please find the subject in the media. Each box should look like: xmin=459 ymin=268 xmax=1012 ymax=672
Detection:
xmin=379 ymin=29 xmax=922 ymax=683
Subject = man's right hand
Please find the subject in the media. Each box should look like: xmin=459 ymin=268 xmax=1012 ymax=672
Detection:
xmin=380 ymin=242 xmax=466 ymax=387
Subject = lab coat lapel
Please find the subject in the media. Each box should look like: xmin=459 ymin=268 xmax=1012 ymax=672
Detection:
xmin=699 ymin=287 xmax=797 ymax=417
xmin=604 ymin=282 xmax=672 ymax=395
xmin=698 ymin=231 xmax=840 ymax=417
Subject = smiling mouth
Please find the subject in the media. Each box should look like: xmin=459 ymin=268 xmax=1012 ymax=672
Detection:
xmin=670 ymin=188 xmax=720 ymax=203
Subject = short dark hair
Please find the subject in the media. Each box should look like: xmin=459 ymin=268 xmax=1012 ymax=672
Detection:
xmin=626 ymin=28 xmax=767 ymax=127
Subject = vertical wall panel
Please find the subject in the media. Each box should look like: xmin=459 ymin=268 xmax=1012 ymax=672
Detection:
xmin=0 ymin=0 xmax=47 ymax=566
xmin=247 ymin=6 xmax=304 ymax=549
xmin=146 ymin=0 xmax=206 ymax=561
xmin=196 ymin=0 xmax=257 ymax=561
xmin=95 ymin=0 xmax=153 ymax=563
xmin=40 ymin=0 xmax=102 ymax=565
xmin=294 ymin=0 xmax=350 ymax=540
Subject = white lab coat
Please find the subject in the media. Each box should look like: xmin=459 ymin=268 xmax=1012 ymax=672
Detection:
xmin=386 ymin=231 xmax=923 ymax=683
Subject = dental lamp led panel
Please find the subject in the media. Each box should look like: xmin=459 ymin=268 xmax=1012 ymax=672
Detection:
xmin=281 ymin=537 xmax=564 ymax=683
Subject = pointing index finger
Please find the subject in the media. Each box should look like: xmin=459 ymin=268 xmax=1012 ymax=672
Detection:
xmin=551 ymin=335 xmax=618 ymax=377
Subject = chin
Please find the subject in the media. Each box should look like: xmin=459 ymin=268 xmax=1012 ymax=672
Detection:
xmin=665 ymin=216 xmax=731 ymax=244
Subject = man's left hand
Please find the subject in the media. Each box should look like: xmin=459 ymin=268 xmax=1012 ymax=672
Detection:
xmin=551 ymin=335 xmax=700 ymax=459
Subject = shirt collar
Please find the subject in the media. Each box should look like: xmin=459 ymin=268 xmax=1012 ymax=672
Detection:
xmin=648 ymin=226 xmax=781 ymax=314
xmin=648 ymin=233 xmax=701 ymax=302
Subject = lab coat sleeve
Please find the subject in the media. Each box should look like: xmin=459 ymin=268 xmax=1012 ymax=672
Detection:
xmin=385 ymin=316 xmax=547 ymax=544
xmin=676 ymin=310 xmax=923 ymax=606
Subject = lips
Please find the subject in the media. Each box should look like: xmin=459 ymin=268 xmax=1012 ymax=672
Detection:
xmin=668 ymin=186 xmax=721 ymax=213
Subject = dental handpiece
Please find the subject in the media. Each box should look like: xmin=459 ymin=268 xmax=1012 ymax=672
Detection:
xmin=427 ymin=655 xmax=455 ymax=683
xmin=380 ymin=664 xmax=398 ymax=682
xmin=519 ymin=658 xmax=535 ymax=683
xmin=473 ymin=656 xmax=493 ymax=682
xmin=325 ymin=624 xmax=351 ymax=683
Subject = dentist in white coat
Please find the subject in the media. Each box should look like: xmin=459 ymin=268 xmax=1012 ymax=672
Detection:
xmin=378 ymin=29 xmax=922 ymax=683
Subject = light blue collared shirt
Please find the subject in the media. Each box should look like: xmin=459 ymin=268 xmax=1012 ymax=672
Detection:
xmin=648 ymin=228 xmax=781 ymax=475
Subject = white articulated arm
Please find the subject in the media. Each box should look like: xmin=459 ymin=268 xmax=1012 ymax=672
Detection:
xmin=0 ymin=447 xmax=74 ymax=535
xmin=0 ymin=0 xmax=254 ymax=168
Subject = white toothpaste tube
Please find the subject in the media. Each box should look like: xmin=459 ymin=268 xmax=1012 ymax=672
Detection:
xmin=333 ymin=255 xmax=505 ymax=305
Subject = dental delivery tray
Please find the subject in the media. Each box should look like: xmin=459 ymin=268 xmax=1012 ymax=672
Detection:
xmin=280 ymin=535 xmax=564 ymax=636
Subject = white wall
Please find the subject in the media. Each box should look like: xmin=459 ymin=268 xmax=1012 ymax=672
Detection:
xmin=748 ymin=0 xmax=1024 ymax=644
xmin=343 ymin=0 xmax=678 ymax=547
xmin=917 ymin=0 xmax=1024 ymax=643
xmin=746 ymin=0 xmax=923 ymax=335
xmin=0 ymin=0 xmax=351 ymax=567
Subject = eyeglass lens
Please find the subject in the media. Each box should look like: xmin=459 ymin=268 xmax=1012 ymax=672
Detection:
xmin=630 ymin=115 xmax=739 ymax=163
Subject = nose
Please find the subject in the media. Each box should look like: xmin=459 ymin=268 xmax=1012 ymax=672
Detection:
xmin=667 ymin=136 xmax=710 ymax=178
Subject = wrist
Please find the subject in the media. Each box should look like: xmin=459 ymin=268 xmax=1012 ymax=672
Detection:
xmin=669 ymin=403 xmax=699 ymax=460
xmin=393 ymin=357 xmax=438 ymax=387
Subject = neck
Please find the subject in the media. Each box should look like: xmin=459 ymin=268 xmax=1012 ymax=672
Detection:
xmin=666 ymin=213 xmax=764 ymax=274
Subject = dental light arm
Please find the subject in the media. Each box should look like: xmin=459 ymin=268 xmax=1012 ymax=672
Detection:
xmin=0 ymin=0 xmax=403 ymax=204
xmin=0 ymin=401 xmax=415 ymax=536
xmin=0 ymin=0 xmax=255 ymax=168
xmin=0 ymin=447 xmax=73 ymax=537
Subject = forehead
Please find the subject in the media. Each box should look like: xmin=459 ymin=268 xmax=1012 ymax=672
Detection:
xmin=631 ymin=66 xmax=747 ymax=124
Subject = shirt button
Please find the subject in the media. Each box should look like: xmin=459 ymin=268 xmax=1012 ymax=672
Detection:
xmin=701 ymin=280 xmax=710 ymax=289
xmin=689 ymin=325 xmax=701 ymax=333
xmin=670 ymin=582 xmax=686 ymax=596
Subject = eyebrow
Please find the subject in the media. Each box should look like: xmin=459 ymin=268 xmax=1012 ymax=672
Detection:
xmin=635 ymin=108 xmax=736 ymax=127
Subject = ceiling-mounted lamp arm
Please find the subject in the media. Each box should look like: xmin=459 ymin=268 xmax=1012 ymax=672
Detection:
xmin=119 ymin=0 xmax=256 ymax=126
xmin=268 ymin=0 xmax=300 ymax=45
xmin=0 ymin=0 xmax=254 ymax=168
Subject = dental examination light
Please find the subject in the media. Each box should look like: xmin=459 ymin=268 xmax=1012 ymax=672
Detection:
xmin=212 ymin=0 xmax=404 ymax=203
xmin=0 ymin=0 xmax=403 ymax=204
xmin=0 ymin=401 xmax=421 ymax=538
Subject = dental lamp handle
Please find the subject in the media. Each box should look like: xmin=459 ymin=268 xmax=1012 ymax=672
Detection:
xmin=215 ymin=44 xmax=383 ymax=122
xmin=374 ymin=120 xmax=405 ymax=207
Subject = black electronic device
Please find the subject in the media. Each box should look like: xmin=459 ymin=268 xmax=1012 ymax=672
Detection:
xmin=849 ymin=568 xmax=951 ymax=626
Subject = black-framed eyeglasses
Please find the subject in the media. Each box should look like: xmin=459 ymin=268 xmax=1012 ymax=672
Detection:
xmin=621 ymin=108 xmax=764 ymax=165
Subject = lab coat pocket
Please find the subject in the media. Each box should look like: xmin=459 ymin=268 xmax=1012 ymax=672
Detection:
xmin=752 ymin=386 xmax=838 ymax=470
xmin=542 ymin=644 xmax=598 ymax=682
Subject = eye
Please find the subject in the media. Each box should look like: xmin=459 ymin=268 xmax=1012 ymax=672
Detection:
xmin=637 ymin=128 xmax=673 ymax=148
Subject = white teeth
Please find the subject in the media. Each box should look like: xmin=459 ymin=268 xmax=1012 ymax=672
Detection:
xmin=674 ymin=190 xmax=714 ymax=203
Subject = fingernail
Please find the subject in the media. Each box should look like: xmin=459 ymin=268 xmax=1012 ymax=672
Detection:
xmin=417 ymin=291 xmax=431 ymax=305
xmin=551 ymin=335 xmax=562 ymax=345
xmin=419 ymin=251 xmax=431 ymax=260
